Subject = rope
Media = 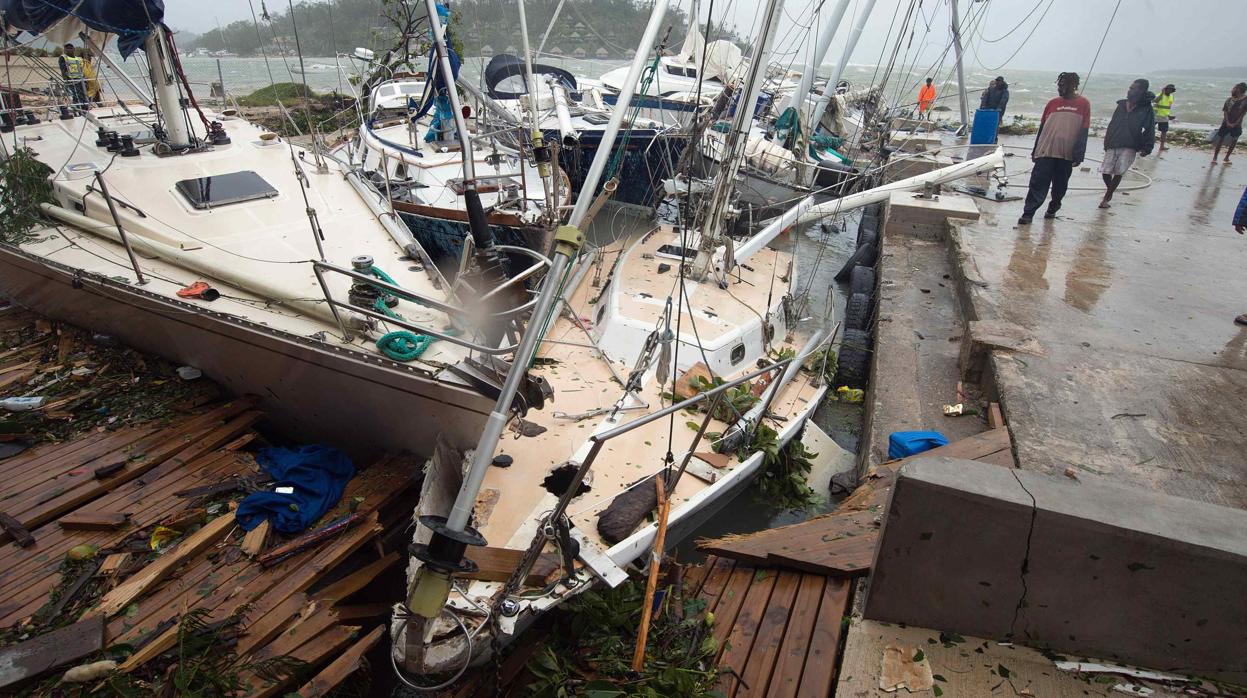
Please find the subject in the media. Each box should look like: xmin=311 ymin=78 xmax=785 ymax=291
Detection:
xmin=603 ymin=52 xmax=662 ymax=181
xmin=367 ymin=265 xmax=440 ymax=361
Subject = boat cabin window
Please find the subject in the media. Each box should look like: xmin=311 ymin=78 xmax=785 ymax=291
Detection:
xmin=655 ymin=244 xmax=697 ymax=261
xmin=730 ymin=343 xmax=746 ymax=365
xmin=176 ymin=171 xmax=279 ymax=210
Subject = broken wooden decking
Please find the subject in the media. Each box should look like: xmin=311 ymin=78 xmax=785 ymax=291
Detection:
xmin=698 ymin=428 xmax=1014 ymax=577
xmin=684 ymin=555 xmax=853 ymax=698
xmin=0 ymin=397 xmax=420 ymax=694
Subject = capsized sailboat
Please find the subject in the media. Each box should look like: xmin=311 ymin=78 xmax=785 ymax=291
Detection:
xmin=0 ymin=3 xmax=550 ymax=455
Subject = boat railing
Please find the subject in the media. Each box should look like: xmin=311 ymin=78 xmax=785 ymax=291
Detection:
xmin=311 ymin=245 xmax=552 ymax=356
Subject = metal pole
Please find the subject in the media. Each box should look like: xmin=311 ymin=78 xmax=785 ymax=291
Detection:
xmin=809 ymin=0 xmax=878 ymax=137
xmin=216 ymin=58 xmax=226 ymax=104
xmin=567 ymin=0 xmax=670 ymax=228
xmin=424 ymin=0 xmax=476 ymax=178
xmin=951 ymin=0 xmax=970 ymax=134
xmin=517 ymin=0 xmax=541 ymax=118
xmin=93 ymin=173 xmax=147 ymax=286
xmin=144 ymin=27 xmax=192 ymax=147
xmin=782 ymin=0 xmax=852 ymax=122
xmin=445 ymin=249 xmax=572 ymax=531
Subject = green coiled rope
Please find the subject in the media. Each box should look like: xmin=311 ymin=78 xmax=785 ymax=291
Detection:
xmin=368 ymin=266 xmax=440 ymax=362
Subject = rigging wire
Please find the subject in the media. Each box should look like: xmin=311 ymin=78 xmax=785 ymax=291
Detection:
xmin=1081 ymin=0 xmax=1123 ymax=91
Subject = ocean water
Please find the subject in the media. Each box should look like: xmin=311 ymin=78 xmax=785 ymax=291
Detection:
xmin=176 ymin=54 xmax=1241 ymax=129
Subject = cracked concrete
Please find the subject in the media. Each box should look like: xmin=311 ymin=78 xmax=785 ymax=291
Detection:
xmin=951 ymin=140 xmax=1247 ymax=509
xmin=865 ymin=456 xmax=1247 ymax=685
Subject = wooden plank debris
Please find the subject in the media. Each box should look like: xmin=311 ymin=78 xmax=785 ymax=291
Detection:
xmin=294 ymin=625 xmax=384 ymax=697
xmin=257 ymin=514 xmax=364 ymax=568
xmin=0 ymin=616 xmax=104 ymax=689
xmin=57 ymin=511 xmax=129 ymax=530
xmin=698 ymin=428 xmax=1013 ymax=576
xmin=0 ymin=512 xmax=35 ymax=548
xmin=316 ymin=552 xmax=399 ymax=603
xmin=240 ymin=520 xmax=270 ymax=558
xmin=463 ymin=546 xmax=562 ymax=586
xmin=93 ymin=513 xmax=236 ymax=617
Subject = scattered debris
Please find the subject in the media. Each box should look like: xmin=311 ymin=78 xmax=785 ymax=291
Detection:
xmin=879 ymin=645 xmax=935 ymax=692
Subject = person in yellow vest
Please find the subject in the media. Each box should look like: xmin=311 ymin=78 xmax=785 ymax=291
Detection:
xmin=81 ymin=52 xmax=101 ymax=105
xmin=1153 ymin=84 xmax=1176 ymax=151
xmin=58 ymin=44 xmax=87 ymax=106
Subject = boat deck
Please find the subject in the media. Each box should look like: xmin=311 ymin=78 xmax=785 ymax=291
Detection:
xmin=475 ymin=230 xmax=824 ymax=559
xmin=10 ymin=105 xmax=465 ymax=369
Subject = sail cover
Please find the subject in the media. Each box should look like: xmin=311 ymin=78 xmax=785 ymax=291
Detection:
xmin=483 ymin=54 xmax=577 ymax=100
xmin=0 ymin=0 xmax=164 ymax=57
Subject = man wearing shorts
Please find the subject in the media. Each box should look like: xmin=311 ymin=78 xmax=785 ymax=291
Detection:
xmin=1019 ymin=72 xmax=1090 ymax=225
xmin=1212 ymin=82 xmax=1247 ymax=166
xmin=1099 ymin=79 xmax=1154 ymax=209
xmin=1153 ymin=84 xmax=1175 ymax=151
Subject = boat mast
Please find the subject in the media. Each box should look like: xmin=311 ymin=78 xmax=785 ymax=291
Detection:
xmin=779 ymin=0 xmax=851 ymax=122
xmin=950 ymin=0 xmax=970 ymax=133
xmin=808 ymin=0 xmax=877 ymax=138
xmin=516 ymin=0 xmax=541 ymax=118
xmin=396 ymin=0 xmax=671 ymax=664
xmin=422 ymin=0 xmax=502 ymax=270
xmin=697 ymin=0 xmax=786 ymax=271
xmin=144 ymin=26 xmax=193 ymax=148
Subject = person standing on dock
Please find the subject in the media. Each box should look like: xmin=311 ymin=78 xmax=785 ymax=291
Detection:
xmin=1153 ymin=84 xmax=1176 ymax=151
xmin=1019 ymin=72 xmax=1090 ymax=225
xmin=918 ymin=78 xmax=936 ymax=119
xmin=1098 ymin=79 xmax=1155 ymax=209
xmin=980 ymin=76 xmax=1010 ymax=117
xmin=57 ymin=44 xmax=86 ymax=107
xmin=1212 ymin=82 xmax=1247 ymax=166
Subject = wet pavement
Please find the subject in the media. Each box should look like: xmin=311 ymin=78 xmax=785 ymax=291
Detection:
xmin=954 ymin=138 xmax=1247 ymax=509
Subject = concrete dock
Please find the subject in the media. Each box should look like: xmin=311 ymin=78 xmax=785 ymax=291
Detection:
xmin=954 ymin=141 xmax=1247 ymax=508
xmin=810 ymin=138 xmax=1247 ymax=694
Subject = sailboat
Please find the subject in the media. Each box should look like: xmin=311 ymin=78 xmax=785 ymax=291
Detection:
xmin=471 ymin=53 xmax=689 ymax=208
xmin=388 ymin=0 xmax=1003 ymax=680
xmin=695 ymin=0 xmax=884 ymax=211
xmin=0 ymin=3 xmax=550 ymax=456
xmin=350 ymin=74 xmax=569 ymax=275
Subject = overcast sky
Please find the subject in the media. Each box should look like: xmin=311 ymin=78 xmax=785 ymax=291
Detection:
xmin=169 ymin=0 xmax=1246 ymax=75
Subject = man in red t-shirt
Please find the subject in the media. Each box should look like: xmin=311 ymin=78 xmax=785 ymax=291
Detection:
xmin=1019 ymin=72 xmax=1091 ymax=225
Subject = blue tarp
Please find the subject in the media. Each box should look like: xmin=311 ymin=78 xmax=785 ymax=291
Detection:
xmin=888 ymin=431 xmax=949 ymax=459
xmin=235 ymin=445 xmax=356 ymax=534
xmin=0 ymin=0 xmax=164 ymax=57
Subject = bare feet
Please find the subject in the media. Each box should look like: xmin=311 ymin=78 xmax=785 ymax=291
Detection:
xmin=1236 ymin=314 xmax=1247 ymax=327
xmin=1098 ymin=199 xmax=1111 ymax=209
xmin=1224 ymin=159 xmax=1233 ymax=166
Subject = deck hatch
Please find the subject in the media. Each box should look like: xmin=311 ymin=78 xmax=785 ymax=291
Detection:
xmin=175 ymin=171 xmax=278 ymax=210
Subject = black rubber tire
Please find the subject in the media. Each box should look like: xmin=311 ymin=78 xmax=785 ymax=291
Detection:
xmin=834 ymin=328 xmax=872 ymax=389
xmin=850 ymin=265 xmax=876 ymax=297
xmin=845 ymin=292 xmax=871 ymax=331
xmin=834 ymin=242 xmax=878 ymax=282
xmin=857 ymin=226 xmax=879 ymax=250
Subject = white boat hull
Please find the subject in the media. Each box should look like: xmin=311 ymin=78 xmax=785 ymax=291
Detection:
xmin=0 ymin=244 xmax=494 ymax=460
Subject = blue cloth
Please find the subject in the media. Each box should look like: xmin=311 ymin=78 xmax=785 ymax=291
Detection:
xmin=235 ymin=446 xmax=355 ymax=534
xmin=0 ymin=0 xmax=164 ymax=57
xmin=888 ymin=431 xmax=949 ymax=459
xmin=1234 ymin=186 xmax=1247 ymax=228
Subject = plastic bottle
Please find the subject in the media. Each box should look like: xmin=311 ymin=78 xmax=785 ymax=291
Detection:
xmin=0 ymin=396 xmax=47 ymax=411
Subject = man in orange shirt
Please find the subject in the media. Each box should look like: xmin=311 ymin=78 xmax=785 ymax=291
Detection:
xmin=918 ymin=78 xmax=936 ymax=119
